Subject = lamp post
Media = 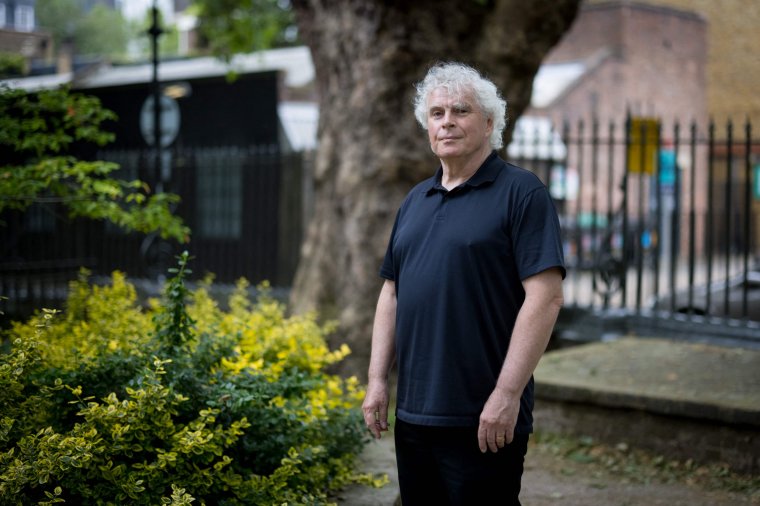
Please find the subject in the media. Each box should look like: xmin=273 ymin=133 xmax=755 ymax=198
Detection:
xmin=148 ymin=0 xmax=164 ymax=191
xmin=141 ymin=0 xmax=171 ymax=280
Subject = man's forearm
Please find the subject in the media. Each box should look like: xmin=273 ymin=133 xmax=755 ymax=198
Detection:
xmin=363 ymin=279 xmax=397 ymax=438
xmin=478 ymin=268 xmax=564 ymax=451
xmin=495 ymin=268 xmax=564 ymax=397
xmin=367 ymin=279 xmax=397 ymax=381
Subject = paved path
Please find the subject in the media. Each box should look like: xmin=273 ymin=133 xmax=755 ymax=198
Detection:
xmin=335 ymin=435 xmax=398 ymax=506
xmin=336 ymin=337 xmax=760 ymax=505
xmin=337 ymin=429 xmax=758 ymax=505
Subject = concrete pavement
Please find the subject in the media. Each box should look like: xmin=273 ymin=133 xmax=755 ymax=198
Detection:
xmin=337 ymin=336 xmax=760 ymax=504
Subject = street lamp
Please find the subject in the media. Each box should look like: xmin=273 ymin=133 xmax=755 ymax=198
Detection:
xmin=148 ymin=0 xmax=164 ymax=192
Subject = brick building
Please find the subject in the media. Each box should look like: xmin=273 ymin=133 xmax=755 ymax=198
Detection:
xmin=509 ymin=1 xmax=718 ymax=275
xmin=592 ymin=0 xmax=760 ymax=123
xmin=528 ymin=0 xmax=708 ymax=128
xmin=511 ymin=1 xmax=759 ymax=291
xmin=0 ymin=0 xmax=52 ymax=73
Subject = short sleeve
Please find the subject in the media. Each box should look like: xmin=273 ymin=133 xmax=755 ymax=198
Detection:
xmin=511 ymin=187 xmax=566 ymax=280
xmin=379 ymin=209 xmax=400 ymax=280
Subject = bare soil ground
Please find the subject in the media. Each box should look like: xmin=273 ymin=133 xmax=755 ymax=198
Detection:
xmin=523 ymin=432 xmax=760 ymax=506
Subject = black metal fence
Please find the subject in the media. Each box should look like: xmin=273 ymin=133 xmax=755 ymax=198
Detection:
xmin=509 ymin=115 xmax=759 ymax=343
xmin=0 ymin=145 xmax=310 ymax=317
xmin=3 ymin=116 xmax=759 ymax=343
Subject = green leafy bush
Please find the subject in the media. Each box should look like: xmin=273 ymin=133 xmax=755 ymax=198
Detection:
xmin=0 ymin=252 xmax=383 ymax=505
xmin=0 ymin=86 xmax=189 ymax=242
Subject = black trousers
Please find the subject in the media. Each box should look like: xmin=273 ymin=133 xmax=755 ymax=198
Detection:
xmin=394 ymin=418 xmax=529 ymax=506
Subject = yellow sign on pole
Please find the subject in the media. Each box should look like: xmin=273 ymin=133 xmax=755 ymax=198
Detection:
xmin=627 ymin=117 xmax=660 ymax=175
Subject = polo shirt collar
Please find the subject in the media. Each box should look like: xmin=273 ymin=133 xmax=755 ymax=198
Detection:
xmin=425 ymin=150 xmax=501 ymax=195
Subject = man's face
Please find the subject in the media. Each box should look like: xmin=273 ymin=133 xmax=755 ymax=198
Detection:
xmin=426 ymin=87 xmax=493 ymax=162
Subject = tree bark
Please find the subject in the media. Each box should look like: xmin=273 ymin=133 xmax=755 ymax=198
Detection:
xmin=289 ymin=0 xmax=580 ymax=377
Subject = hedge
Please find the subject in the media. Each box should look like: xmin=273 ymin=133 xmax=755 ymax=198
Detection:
xmin=0 ymin=252 xmax=384 ymax=505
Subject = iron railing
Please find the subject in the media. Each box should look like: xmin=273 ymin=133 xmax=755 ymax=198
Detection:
xmin=0 ymin=145 xmax=310 ymax=317
xmin=2 ymin=117 xmax=759 ymax=344
xmin=509 ymin=115 xmax=759 ymax=342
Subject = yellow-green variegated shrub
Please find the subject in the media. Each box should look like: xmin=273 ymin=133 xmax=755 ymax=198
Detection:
xmin=0 ymin=253 xmax=384 ymax=505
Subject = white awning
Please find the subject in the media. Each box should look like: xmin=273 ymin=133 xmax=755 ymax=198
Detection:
xmin=530 ymin=61 xmax=585 ymax=109
xmin=278 ymin=101 xmax=319 ymax=152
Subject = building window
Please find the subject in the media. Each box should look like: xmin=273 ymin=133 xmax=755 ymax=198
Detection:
xmin=15 ymin=4 xmax=34 ymax=31
xmin=195 ymin=147 xmax=243 ymax=239
xmin=0 ymin=4 xmax=7 ymax=28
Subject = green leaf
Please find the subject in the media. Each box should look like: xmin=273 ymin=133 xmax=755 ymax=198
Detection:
xmin=0 ymin=86 xmax=189 ymax=242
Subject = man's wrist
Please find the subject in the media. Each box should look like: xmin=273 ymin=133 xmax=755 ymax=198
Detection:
xmin=493 ymin=382 xmax=521 ymax=399
xmin=367 ymin=373 xmax=389 ymax=384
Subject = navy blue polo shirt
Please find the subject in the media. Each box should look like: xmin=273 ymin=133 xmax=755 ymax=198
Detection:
xmin=380 ymin=151 xmax=565 ymax=432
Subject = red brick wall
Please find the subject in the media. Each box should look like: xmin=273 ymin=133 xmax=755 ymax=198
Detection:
xmin=536 ymin=1 xmax=708 ymax=129
xmin=594 ymin=0 xmax=760 ymax=123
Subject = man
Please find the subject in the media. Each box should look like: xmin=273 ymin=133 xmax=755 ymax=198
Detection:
xmin=362 ymin=62 xmax=565 ymax=505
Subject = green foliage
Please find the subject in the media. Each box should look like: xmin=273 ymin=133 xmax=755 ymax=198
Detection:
xmin=34 ymin=0 xmax=80 ymax=47
xmin=36 ymin=0 xmax=130 ymax=61
xmin=0 ymin=254 xmax=383 ymax=504
xmin=129 ymin=8 xmax=182 ymax=59
xmin=74 ymin=4 xmax=131 ymax=60
xmin=0 ymin=53 xmax=25 ymax=78
xmin=152 ymin=252 xmax=197 ymax=356
xmin=0 ymin=86 xmax=189 ymax=242
xmin=0 ymin=310 xmax=58 ymax=446
xmin=193 ymin=0 xmax=299 ymax=59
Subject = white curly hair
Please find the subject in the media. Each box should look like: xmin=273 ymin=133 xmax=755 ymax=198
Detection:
xmin=413 ymin=62 xmax=508 ymax=150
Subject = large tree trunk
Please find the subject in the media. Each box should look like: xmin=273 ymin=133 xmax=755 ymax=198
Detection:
xmin=289 ymin=0 xmax=580 ymax=377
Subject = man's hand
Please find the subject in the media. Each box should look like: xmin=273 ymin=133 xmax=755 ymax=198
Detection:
xmin=477 ymin=268 xmax=564 ymax=453
xmin=362 ymin=379 xmax=390 ymax=439
xmin=477 ymin=388 xmax=520 ymax=453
